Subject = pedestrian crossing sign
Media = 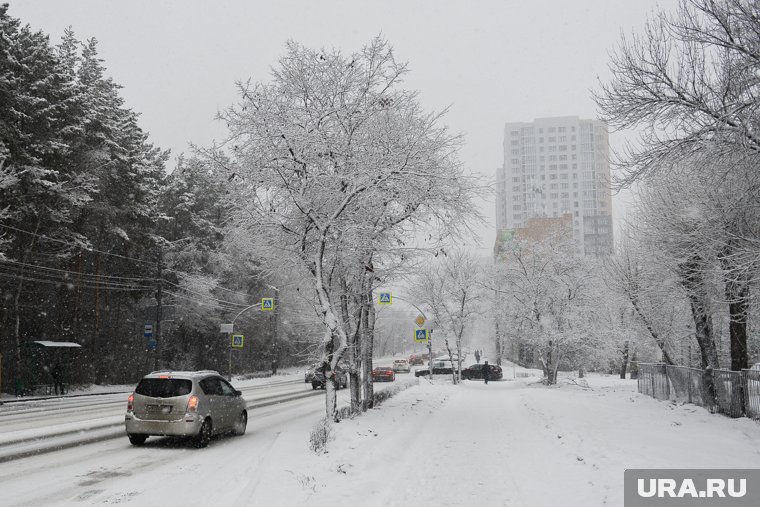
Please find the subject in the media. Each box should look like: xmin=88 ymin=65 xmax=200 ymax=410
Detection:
xmin=231 ymin=334 xmax=244 ymax=348
xmin=414 ymin=328 xmax=429 ymax=343
xmin=378 ymin=292 xmax=392 ymax=305
xmin=261 ymin=298 xmax=275 ymax=311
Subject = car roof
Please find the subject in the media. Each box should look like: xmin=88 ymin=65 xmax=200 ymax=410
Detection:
xmin=142 ymin=370 xmax=221 ymax=380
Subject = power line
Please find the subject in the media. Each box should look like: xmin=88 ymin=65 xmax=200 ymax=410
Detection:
xmin=162 ymin=279 xmax=250 ymax=308
xmin=0 ymin=222 xmax=265 ymax=304
xmin=0 ymin=222 xmax=162 ymax=267
xmin=0 ymin=258 xmax=154 ymax=283
xmin=0 ymin=270 xmax=153 ymax=291
xmin=162 ymin=289 xmax=243 ymax=312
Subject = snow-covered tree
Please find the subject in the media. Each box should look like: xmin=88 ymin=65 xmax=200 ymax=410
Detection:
xmin=205 ymin=37 xmax=480 ymax=420
xmin=408 ymin=250 xmax=484 ymax=383
xmin=491 ymin=231 xmax=598 ymax=384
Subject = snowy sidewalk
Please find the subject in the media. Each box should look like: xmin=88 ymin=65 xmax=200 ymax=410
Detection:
xmin=254 ymin=376 xmax=760 ymax=507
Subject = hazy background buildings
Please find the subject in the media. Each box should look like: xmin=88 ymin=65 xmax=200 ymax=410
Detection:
xmin=494 ymin=116 xmax=613 ymax=257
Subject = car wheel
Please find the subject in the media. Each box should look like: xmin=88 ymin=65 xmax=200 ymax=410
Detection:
xmin=194 ymin=418 xmax=212 ymax=448
xmin=234 ymin=411 xmax=247 ymax=436
xmin=128 ymin=434 xmax=147 ymax=446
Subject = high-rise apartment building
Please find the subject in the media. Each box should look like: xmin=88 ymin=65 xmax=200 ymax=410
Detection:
xmin=495 ymin=116 xmax=613 ymax=256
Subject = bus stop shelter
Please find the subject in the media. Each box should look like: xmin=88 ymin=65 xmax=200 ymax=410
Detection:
xmin=20 ymin=341 xmax=83 ymax=396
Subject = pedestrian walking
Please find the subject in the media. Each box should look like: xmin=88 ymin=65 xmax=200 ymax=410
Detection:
xmin=482 ymin=360 xmax=490 ymax=385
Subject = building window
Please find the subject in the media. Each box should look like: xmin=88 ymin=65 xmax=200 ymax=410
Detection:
xmin=511 ymin=130 xmax=519 ymax=136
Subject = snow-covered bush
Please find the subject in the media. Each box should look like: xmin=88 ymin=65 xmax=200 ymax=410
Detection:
xmin=309 ymin=417 xmax=335 ymax=454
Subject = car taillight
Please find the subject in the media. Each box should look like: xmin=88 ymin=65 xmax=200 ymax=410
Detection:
xmin=127 ymin=393 xmax=134 ymax=411
xmin=187 ymin=395 xmax=199 ymax=413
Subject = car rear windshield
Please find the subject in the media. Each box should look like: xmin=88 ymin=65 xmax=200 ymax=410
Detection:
xmin=135 ymin=378 xmax=192 ymax=398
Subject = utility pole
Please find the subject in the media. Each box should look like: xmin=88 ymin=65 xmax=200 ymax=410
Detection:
xmin=154 ymin=249 xmax=163 ymax=371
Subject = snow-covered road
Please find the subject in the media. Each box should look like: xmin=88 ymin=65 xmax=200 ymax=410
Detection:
xmin=2 ymin=374 xmax=759 ymax=506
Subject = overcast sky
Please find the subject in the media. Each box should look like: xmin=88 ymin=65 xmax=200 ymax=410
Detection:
xmin=10 ymin=0 xmax=676 ymax=254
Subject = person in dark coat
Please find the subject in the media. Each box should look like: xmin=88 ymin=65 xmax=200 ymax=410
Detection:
xmin=482 ymin=360 xmax=490 ymax=384
xmin=52 ymin=362 xmax=64 ymax=395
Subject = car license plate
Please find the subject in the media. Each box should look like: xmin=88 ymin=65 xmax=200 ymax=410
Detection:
xmin=146 ymin=405 xmax=172 ymax=414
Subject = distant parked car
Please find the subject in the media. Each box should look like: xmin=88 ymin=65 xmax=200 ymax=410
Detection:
xmin=461 ymin=363 xmax=503 ymax=381
xmin=311 ymin=366 xmax=348 ymax=390
xmin=750 ymin=363 xmax=760 ymax=371
xmin=372 ymin=367 xmax=396 ymax=382
xmin=409 ymin=353 xmax=426 ymax=365
xmin=125 ymin=370 xmax=247 ymax=448
xmin=414 ymin=360 xmax=455 ymax=377
xmin=392 ymin=359 xmax=411 ymax=373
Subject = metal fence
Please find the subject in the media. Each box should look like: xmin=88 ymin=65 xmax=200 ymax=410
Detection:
xmin=746 ymin=370 xmax=760 ymax=421
xmin=638 ymin=363 xmax=759 ymax=421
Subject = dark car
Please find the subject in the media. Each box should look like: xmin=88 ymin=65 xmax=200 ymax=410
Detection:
xmin=414 ymin=359 xmax=455 ymax=377
xmin=461 ymin=363 xmax=503 ymax=381
xmin=372 ymin=367 xmax=396 ymax=382
xmin=311 ymin=366 xmax=348 ymax=390
xmin=304 ymin=364 xmax=319 ymax=383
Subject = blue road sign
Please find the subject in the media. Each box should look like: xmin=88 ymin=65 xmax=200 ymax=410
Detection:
xmin=378 ymin=292 xmax=392 ymax=305
xmin=231 ymin=334 xmax=244 ymax=348
xmin=144 ymin=323 xmax=153 ymax=338
xmin=147 ymin=339 xmax=157 ymax=350
xmin=261 ymin=298 xmax=274 ymax=311
xmin=414 ymin=328 xmax=429 ymax=343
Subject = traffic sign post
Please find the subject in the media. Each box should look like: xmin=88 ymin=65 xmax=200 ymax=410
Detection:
xmin=229 ymin=334 xmax=244 ymax=382
xmin=143 ymin=323 xmax=153 ymax=338
xmin=231 ymin=335 xmax=245 ymax=348
xmin=414 ymin=328 xmax=429 ymax=343
xmin=415 ymin=315 xmax=425 ymax=327
xmin=378 ymin=292 xmax=392 ymax=305
xmin=261 ymin=298 xmax=275 ymax=311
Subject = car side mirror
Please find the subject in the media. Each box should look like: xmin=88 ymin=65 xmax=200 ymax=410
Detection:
xmin=234 ymin=390 xmax=242 ymax=396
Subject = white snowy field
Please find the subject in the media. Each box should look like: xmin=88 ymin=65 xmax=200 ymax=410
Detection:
xmin=2 ymin=373 xmax=759 ymax=506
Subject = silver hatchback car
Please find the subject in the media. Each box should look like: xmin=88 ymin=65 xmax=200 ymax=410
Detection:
xmin=125 ymin=370 xmax=247 ymax=447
